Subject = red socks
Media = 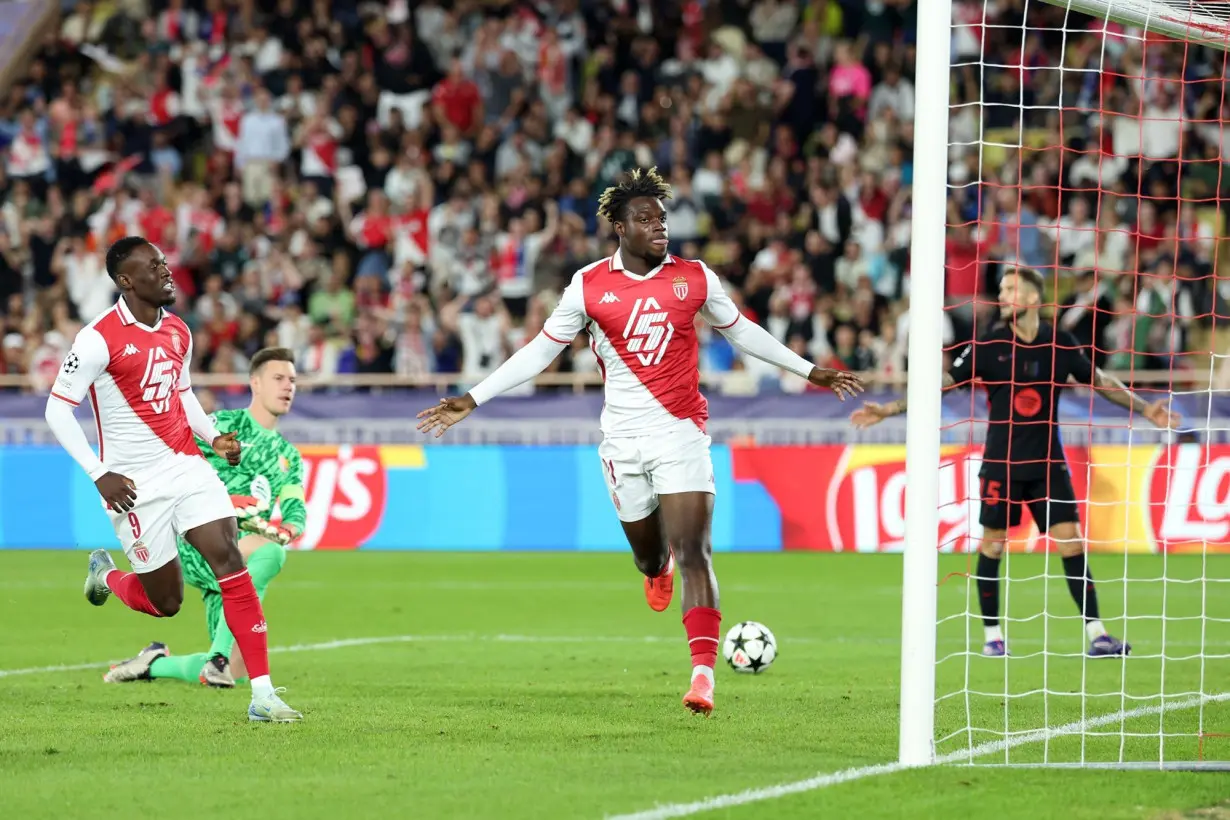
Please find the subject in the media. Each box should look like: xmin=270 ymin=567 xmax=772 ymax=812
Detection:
xmin=218 ymin=569 xmax=270 ymax=680
xmin=683 ymin=606 xmax=721 ymax=669
xmin=104 ymin=570 xmax=165 ymax=617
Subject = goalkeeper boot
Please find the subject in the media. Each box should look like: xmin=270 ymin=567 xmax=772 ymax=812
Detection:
xmin=84 ymin=549 xmax=117 ymax=607
xmin=103 ymin=641 xmax=169 ymax=683
xmin=249 ymin=688 xmax=303 ymax=723
xmin=1088 ymin=634 xmax=1131 ymax=658
xmin=644 ymin=552 xmax=675 ymax=612
xmin=982 ymin=639 xmax=1009 ymax=657
xmin=199 ymin=653 xmax=235 ymax=688
xmin=682 ymin=673 xmax=715 ymax=716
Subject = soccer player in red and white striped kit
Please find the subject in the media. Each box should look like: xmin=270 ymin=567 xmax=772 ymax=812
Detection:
xmin=45 ymin=236 xmax=301 ymax=722
xmin=418 ymin=169 xmax=863 ymax=714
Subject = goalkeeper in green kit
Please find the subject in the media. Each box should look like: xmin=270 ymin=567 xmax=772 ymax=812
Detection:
xmin=104 ymin=348 xmax=306 ymax=688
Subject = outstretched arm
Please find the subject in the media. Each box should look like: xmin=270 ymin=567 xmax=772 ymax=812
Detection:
xmin=1091 ymin=368 xmax=1181 ymax=428
xmin=418 ymin=272 xmax=588 ymax=437
xmin=851 ymin=372 xmax=956 ymax=427
xmin=851 ymin=340 xmax=973 ymax=427
xmin=699 ymin=263 xmax=862 ymax=398
xmin=1059 ymin=330 xmax=1180 ymax=429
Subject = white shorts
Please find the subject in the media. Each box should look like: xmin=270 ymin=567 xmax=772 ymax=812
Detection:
xmin=598 ymin=419 xmax=715 ymax=523
xmin=107 ymin=457 xmax=234 ymax=574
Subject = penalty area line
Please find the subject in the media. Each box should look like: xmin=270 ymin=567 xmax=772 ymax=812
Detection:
xmin=605 ymin=692 xmax=1230 ymax=820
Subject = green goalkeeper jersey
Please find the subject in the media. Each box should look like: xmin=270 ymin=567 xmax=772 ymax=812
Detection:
xmin=179 ymin=409 xmax=306 ymax=592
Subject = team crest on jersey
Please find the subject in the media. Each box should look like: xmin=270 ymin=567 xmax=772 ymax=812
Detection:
xmin=170 ymin=329 xmax=182 ymax=355
xmin=672 ymin=276 xmax=688 ymax=300
xmin=132 ymin=541 xmax=149 ymax=563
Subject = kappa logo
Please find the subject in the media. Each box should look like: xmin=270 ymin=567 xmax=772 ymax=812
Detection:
xmin=599 ymin=291 xmax=620 ymax=304
xmin=123 ymin=343 xmax=140 ymax=357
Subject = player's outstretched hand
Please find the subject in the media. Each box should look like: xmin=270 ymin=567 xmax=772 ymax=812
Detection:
xmin=1144 ymin=400 xmax=1182 ymax=430
xmin=808 ymin=367 xmax=865 ymax=401
xmin=416 ymin=394 xmax=478 ymax=438
xmin=850 ymin=402 xmax=893 ymax=429
xmin=96 ymin=472 xmax=137 ymax=513
xmin=211 ymin=431 xmax=242 ymax=466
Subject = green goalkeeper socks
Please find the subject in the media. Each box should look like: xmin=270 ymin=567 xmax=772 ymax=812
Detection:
xmin=206 ymin=542 xmax=287 ymax=661
xmin=149 ymin=652 xmax=214 ymax=684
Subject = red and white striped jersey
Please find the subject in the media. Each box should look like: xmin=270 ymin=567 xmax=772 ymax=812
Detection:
xmin=50 ymin=299 xmax=202 ymax=479
xmin=542 ymin=252 xmax=741 ymax=437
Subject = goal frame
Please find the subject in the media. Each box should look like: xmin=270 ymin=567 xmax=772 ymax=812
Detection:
xmin=898 ymin=0 xmax=1230 ymax=770
xmin=897 ymin=0 xmax=953 ymax=767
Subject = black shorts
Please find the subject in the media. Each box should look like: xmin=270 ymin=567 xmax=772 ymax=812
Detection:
xmin=978 ymin=464 xmax=1081 ymax=533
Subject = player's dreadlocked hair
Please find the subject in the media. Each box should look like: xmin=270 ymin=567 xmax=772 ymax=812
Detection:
xmin=105 ymin=236 xmax=152 ymax=282
xmin=596 ymin=167 xmax=673 ymax=224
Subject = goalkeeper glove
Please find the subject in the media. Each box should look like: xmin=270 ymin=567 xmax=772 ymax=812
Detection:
xmin=241 ymin=516 xmax=296 ymax=545
xmin=230 ymin=495 xmax=268 ymax=521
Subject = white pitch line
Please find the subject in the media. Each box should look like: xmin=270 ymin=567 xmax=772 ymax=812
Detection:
xmin=605 ymin=692 xmax=1230 ymax=820
xmin=0 ymin=633 xmax=734 ymax=678
xmin=2 ymin=632 xmax=1220 ymax=679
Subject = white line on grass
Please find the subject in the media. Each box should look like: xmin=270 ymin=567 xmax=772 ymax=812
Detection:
xmin=605 ymin=692 xmax=1230 ymax=820
xmin=0 ymin=632 xmax=1216 ymax=679
xmin=0 ymin=633 xmax=735 ymax=678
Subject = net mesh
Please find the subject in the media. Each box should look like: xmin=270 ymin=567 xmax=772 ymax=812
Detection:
xmin=934 ymin=0 xmax=1230 ymax=765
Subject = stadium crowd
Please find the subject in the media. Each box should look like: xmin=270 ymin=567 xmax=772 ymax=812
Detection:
xmin=0 ymin=0 xmax=1224 ymax=398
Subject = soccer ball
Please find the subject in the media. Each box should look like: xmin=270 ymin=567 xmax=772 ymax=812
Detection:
xmin=722 ymin=621 xmax=777 ymax=674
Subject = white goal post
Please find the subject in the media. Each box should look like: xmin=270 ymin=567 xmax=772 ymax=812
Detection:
xmin=900 ymin=0 xmax=1230 ymax=769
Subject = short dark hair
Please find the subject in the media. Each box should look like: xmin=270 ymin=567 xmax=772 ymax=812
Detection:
xmin=105 ymin=236 xmax=151 ymax=281
xmin=1005 ymin=265 xmax=1045 ymax=297
xmin=596 ymin=167 xmax=672 ymax=224
xmin=249 ymin=347 xmax=295 ymax=376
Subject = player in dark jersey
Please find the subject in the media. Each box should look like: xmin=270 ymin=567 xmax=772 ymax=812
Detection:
xmin=851 ymin=266 xmax=1180 ymax=657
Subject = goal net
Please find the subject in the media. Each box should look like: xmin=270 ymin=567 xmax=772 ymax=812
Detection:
xmin=902 ymin=0 xmax=1230 ymax=768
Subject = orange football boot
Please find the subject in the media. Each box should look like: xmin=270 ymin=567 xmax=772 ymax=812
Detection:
xmin=682 ymin=674 xmax=714 ymax=716
xmin=644 ymin=553 xmax=675 ymax=612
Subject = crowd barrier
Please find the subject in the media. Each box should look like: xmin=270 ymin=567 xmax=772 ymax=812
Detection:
xmin=3 ymin=444 xmax=1226 ymax=553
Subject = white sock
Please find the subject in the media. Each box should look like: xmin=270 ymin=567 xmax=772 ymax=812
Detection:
xmin=691 ymin=665 xmax=714 ymax=686
xmin=984 ymin=625 xmax=1004 ymax=644
xmin=1085 ymin=620 xmax=1107 ymax=642
xmin=250 ymin=674 xmax=274 ymax=699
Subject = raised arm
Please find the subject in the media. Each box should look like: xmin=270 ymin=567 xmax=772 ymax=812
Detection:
xmin=699 ymin=263 xmax=863 ymax=399
xmin=417 ymin=273 xmax=588 ymax=437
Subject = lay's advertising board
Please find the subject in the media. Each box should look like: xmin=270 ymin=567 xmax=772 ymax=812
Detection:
xmin=1 ymin=444 xmax=1226 ymax=553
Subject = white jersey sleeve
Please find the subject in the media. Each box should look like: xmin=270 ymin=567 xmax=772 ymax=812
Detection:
xmin=698 ymin=262 xmax=742 ymax=330
xmin=700 ymin=262 xmax=814 ymax=378
xmin=177 ymin=333 xmax=194 ymax=392
xmin=50 ymin=327 xmax=109 ymax=407
xmin=47 ymin=328 xmax=110 ymax=480
xmin=541 ymin=271 xmax=588 ymax=344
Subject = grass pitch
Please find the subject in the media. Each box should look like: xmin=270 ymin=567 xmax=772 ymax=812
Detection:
xmin=1 ymin=551 xmax=1227 ymax=819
